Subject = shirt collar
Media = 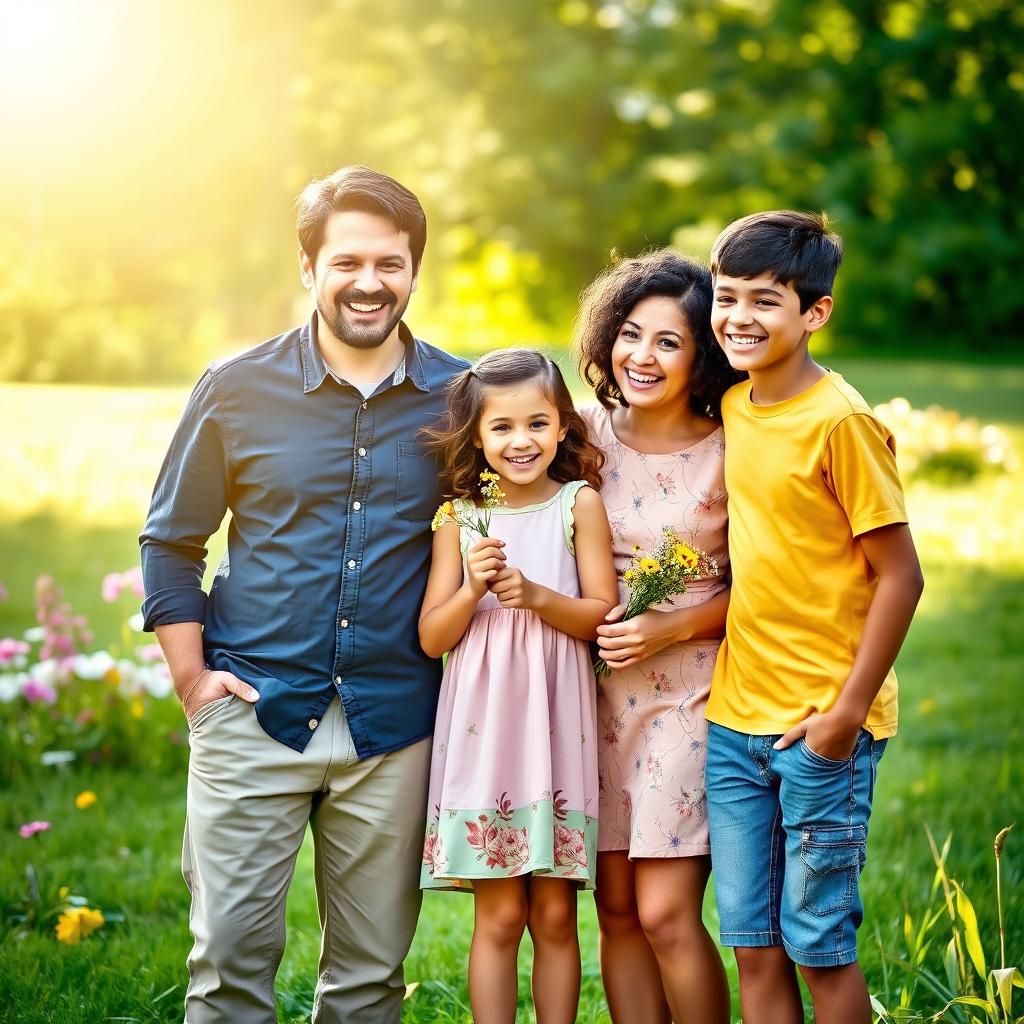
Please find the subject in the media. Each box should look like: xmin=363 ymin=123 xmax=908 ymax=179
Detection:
xmin=300 ymin=312 xmax=429 ymax=395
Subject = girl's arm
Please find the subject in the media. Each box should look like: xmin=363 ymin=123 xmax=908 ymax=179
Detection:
xmin=595 ymin=588 xmax=731 ymax=671
xmin=488 ymin=486 xmax=618 ymax=641
xmin=418 ymin=526 xmax=507 ymax=658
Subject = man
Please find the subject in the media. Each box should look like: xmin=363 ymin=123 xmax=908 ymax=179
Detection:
xmin=140 ymin=166 xmax=468 ymax=1023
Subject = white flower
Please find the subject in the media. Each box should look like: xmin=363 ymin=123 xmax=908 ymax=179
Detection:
xmin=140 ymin=665 xmax=173 ymax=699
xmin=0 ymin=674 xmax=20 ymax=703
xmin=72 ymin=651 xmax=116 ymax=681
xmin=31 ymin=659 xmax=61 ymax=687
xmin=23 ymin=626 xmax=45 ymax=642
xmin=127 ymin=613 xmax=145 ymax=633
xmin=40 ymin=750 xmax=77 ymax=766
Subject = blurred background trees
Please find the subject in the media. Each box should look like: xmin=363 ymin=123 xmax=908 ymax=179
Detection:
xmin=1 ymin=0 xmax=1021 ymax=382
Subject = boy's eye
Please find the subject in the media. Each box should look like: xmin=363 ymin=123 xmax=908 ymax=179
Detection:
xmin=714 ymin=296 xmax=734 ymax=305
xmin=755 ymin=299 xmax=778 ymax=307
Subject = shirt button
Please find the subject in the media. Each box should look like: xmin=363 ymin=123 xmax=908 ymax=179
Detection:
xmin=352 ymin=501 xmax=361 ymax=511
xmin=347 ymin=559 xmax=356 ymax=569
xmin=334 ymin=675 xmax=342 ymax=685
xmin=361 ymin=401 xmax=367 ymax=410
xmin=358 ymin=447 xmax=366 ymax=457
xmin=340 ymin=619 xmax=349 ymax=628
xmin=308 ymin=718 xmax=318 ymax=730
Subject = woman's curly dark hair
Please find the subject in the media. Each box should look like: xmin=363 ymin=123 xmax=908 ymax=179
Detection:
xmin=571 ymin=248 xmax=745 ymax=420
xmin=420 ymin=348 xmax=604 ymax=499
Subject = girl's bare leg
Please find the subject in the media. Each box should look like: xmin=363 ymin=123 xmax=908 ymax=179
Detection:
xmin=526 ymin=877 xmax=581 ymax=1024
xmin=469 ymin=878 xmax=529 ymax=1024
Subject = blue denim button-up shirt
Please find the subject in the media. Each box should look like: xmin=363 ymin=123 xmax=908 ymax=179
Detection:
xmin=140 ymin=315 xmax=468 ymax=756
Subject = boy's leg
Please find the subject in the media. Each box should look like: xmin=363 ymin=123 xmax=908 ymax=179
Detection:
xmin=705 ymin=724 xmax=803 ymax=1024
xmin=776 ymin=730 xmax=888 ymax=1024
xmin=310 ymin=702 xmax=431 ymax=1024
xmin=182 ymin=695 xmax=324 ymax=1024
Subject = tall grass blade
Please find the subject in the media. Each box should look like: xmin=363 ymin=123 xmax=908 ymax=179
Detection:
xmin=954 ymin=883 xmax=987 ymax=979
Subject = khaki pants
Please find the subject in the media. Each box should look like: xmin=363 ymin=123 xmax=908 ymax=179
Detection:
xmin=181 ymin=695 xmax=430 ymax=1023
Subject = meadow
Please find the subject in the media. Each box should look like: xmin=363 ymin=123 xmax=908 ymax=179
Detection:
xmin=1 ymin=358 xmax=1022 ymax=1022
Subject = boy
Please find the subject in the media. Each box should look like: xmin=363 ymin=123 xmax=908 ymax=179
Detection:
xmin=705 ymin=211 xmax=924 ymax=1024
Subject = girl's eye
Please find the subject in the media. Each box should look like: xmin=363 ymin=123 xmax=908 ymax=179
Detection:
xmin=530 ymin=421 xmax=549 ymax=430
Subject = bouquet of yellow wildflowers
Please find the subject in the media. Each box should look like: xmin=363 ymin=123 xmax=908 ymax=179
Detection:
xmin=431 ymin=470 xmax=507 ymax=538
xmin=594 ymin=527 xmax=718 ymax=677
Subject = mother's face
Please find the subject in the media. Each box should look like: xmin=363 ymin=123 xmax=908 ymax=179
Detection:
xmin=610 ymin=294 xmax=697 ymax=411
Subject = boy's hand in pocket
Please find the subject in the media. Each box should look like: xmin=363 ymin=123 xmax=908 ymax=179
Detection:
xmin=774 ymin=708 xmax=861 ymax=761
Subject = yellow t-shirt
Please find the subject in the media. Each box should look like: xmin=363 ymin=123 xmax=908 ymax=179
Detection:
xmin=706 ymin=372 xmax=908 ymax=739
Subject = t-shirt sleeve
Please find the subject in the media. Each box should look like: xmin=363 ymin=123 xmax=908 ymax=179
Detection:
xmin=822 ymin=413 xmax=908 ymax=537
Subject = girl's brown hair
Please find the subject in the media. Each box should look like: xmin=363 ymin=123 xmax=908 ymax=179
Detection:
xmin=572 ymin=248 xmax=744 ymax=419
xmin=421 ymin=348 xmax=604 ymax=499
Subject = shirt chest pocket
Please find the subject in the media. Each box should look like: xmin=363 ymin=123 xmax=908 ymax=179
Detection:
xmin=394 ymin=441 xmax=443 ymax=522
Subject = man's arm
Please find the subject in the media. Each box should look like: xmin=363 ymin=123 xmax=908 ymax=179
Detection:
xmin=140 ymin=370 xmax=258 ymax=716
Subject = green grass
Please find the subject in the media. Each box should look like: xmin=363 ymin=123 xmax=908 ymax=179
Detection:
xmin=2 ymin=362 xmax=1023 ymax=1021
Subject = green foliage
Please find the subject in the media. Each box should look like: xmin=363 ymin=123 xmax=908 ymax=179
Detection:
xmin=2 ymin=1 xmax=1023 ymax=381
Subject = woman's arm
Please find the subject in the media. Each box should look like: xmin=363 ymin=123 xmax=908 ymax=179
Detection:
xmin=596 ymin=588 xmax=731 ymax=671
xmin=488 ymin=486 xmax=618 ymax=641
xmin=418 ymin=527 xmax=506 ymax=658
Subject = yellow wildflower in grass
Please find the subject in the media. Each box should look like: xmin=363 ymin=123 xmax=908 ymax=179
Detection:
xmin=623 ymin=569 xmax=638 ymax=585
xmin=74 ymin=790 xmax=97 ymax=810
xmin=639 ymin=557 xmax=661 ymax=574
xmin=58 ymin=886 xmax=70 ymax=900
xmin=55 ymin=906 xmax=104 ymax=944
xmin=104 ymin=666 xmax=121 ymax=685
xmin=131 ymin=699 xmax=145 ymax=719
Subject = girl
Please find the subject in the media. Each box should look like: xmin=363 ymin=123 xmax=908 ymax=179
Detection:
xmin=573 ymin=250 xmax=744 ymax=1024
xmin=419 ymin=348 xmax=618 ymax=1024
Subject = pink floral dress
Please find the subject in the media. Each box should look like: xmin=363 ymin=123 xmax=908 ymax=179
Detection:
xmin=582 ymin=406 xmax=728 ymax=858
xmin=421 ymin=481 xmax=599 ymax=890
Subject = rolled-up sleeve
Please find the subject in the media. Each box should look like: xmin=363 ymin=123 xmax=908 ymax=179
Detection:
xmin=140 ymin=370 xmax=231 ymax=630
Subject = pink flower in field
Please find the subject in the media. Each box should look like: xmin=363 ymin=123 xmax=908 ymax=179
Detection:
xmin=0 ymin=582 xmax=7 ymax=603
xmin=0 ymin=638 xmax=30 ymax=665
xmin=136 ymin=644 xmax=164 ymax=664
xmin=101 ymin=573 xmax=123 ymax=603
xmin=23 ymin=679 xmax=58 ymax=704
xmin=19 ymin=820 xmax=51 ymax=838
xmin=124 ymin=566 xmax=144 ymax=598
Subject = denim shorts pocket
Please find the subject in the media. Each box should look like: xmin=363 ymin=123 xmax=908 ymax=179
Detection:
xmin=394 ymin=441 xmax=441 ymax=522
xmin=799 ymin=734 xmax=858 ymax=769
xmin=800 ymin=824 xmax=866 ymax=917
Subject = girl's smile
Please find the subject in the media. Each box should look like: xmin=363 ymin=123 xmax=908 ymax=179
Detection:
xmin=475 ymin=382 xmax=567 ymax=503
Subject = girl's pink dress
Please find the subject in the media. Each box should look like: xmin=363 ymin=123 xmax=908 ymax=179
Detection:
xmin=421 ymin=481 xmax=599 ymax=890
xmin=582 ymin=406 xmax=729 ymax=858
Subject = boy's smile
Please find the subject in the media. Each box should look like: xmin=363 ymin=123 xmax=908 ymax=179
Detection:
xmin=712 ymin=272 xmax=832 ymax=400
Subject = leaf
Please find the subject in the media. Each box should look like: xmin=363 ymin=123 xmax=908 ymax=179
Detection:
xmin=869 ymin=993 xmax=890 ymax=1020
xmin=954 ymin=883 xmax=987 ymax=979
xmin=990 ymin=967 xmax=1016 ymax=1016
xmin=945 ymin=937 xmax=961 ymax=994
xmin=403 ymin=982 xmax=420 ymax=1000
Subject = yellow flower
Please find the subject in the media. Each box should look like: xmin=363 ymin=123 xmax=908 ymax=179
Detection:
xmin=55 ymin=906 xmax=104 ymax=944
xmin=104 ymin=667 xmax=121 ymax=685
xmin=58 ymin=886 xmax=69 ymax=900
xmin=74 ymin=791 xmax=97 ymax=810
xmin=623 ymin=569 xmax=637 ymax=585
xmin=672 ymin=543 xmax=699 ymax=570
xmin=131 ymin=699 xmax=145 ymax=719
xmin=479 ymin=470 xmax=501 ymax=483
xmin=431 ymin=500 xmax=456 ymax=533
xmin=639 ymin=557 xmax=661 ymax=574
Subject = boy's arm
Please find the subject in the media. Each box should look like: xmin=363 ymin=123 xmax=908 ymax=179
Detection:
xmin=774 ymin=522 xmax=923 ymax=758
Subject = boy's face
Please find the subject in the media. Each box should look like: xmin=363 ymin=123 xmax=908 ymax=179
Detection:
xmin=711 ymin=273 xmax=831 ymax=375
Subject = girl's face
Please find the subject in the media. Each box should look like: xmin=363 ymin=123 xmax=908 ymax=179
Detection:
xmin=611 ymin=294 xmax=698 ymax=412
xmin=475 ymin=381 xmax=567 ymax=496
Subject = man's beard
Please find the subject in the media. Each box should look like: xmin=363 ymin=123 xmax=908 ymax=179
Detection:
xmin=318 ymin=287 xmax=409 ymax=350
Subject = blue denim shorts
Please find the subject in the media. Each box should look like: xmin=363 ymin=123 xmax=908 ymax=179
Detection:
xmin=705 ymin=722 xmax=887 ymax=967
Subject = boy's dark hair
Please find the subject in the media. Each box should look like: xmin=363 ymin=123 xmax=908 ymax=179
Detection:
xmin=420 ymin=348 xmax=605 ymax=498
xmin=296 ymin=165 xmax=427 ymax=271
xmin=572 ymin=248 xmax=744 ymax=420
xmin=710 ymin=211 xmax=843 ymax=313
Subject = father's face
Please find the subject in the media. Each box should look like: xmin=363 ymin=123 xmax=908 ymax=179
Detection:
xmin=300 ymin=209 xmax=418 ymax=349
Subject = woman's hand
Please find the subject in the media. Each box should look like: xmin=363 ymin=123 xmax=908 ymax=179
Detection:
xmin=595 ymin=605 xmax=684 ymax=670
xmin=489 ymin=565 xmax=539 ymax=609
xmin=465 ymin=537 xmax=506 ymax=596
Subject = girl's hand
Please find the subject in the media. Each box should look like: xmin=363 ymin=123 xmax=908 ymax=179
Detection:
xmin=465 ymin=537 xmax=506 ymax=596
xmin=489 ymin=565 xmax=539 ymax=609
xmin=595 ymin=607 xmax=682 ymax=670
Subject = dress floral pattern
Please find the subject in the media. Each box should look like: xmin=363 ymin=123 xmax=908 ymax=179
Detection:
xmin=421 ymin=482 xmax=599 ymax=890
xmin=582 ymin=406 xmax=729 ymax=858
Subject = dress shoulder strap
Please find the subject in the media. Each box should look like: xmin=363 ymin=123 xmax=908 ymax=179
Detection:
xmin=558 ymin=480 xmax=591 ymax=556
